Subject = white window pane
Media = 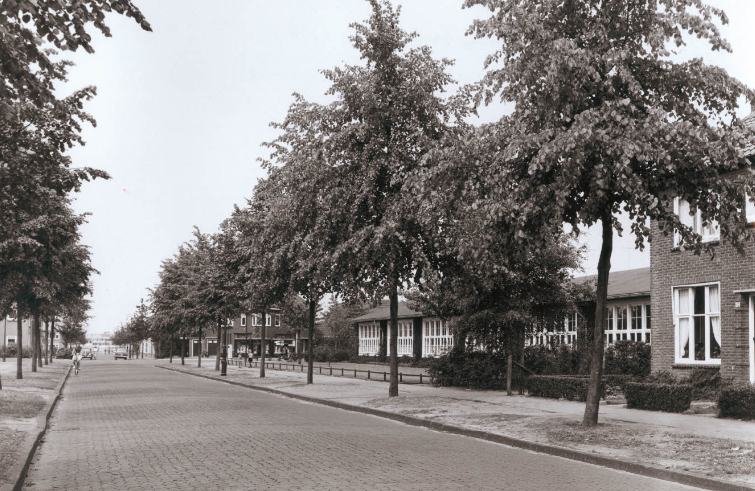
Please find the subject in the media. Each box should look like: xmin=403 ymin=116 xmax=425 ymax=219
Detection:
xmin=678 ymin=199 xmax=693 ymax=228
xmin=708 ymin=285 xmax=720 ymax=313
xmin=747 ymin=193 xmax=755 ymax=222
xmin=677 ymin=289 xmax=690 ymax=315
xmin=678 ymin=318 xmax=690 ymax=359
xmin=710 ymin=316 xmax=721 ymax=359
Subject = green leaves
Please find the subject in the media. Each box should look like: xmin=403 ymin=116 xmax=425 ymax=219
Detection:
xmin=0 ymin=0 xmax=150 ymax=120
xmin=460 ymin=0 xmax=755 ymax=256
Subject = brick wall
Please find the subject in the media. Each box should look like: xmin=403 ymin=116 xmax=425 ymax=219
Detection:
xmin=650 ymin=222 xmax=754 ymax=382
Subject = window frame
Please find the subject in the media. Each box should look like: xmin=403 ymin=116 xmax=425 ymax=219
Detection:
xmin=674 ymin=197 xmax=719 ymax=245
xmin=604 ymin=303 xmax=652 ymax=345
xmin=672 ymin=282 xmax=721 ymax=365
xmin=240 ymin=314 xmax=246 ymax=327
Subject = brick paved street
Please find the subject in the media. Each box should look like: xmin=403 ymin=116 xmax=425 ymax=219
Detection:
xmin=25 ymin=359 xmax=701 ymax=491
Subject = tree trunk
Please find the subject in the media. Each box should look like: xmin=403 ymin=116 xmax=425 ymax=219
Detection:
xmin=16 ymin=303 xmax=23 ymax=379
xmin=583 ymin=213 xmax=613 ymax=427
xmin=35 ymin=309 xmax=42 ymax=369
xmin=31 ymin=313 xmax=37 ymax=373
xmin=296 ymin=328 xmax=302 ymax=365
xmin=43 ymin=319 xmax=48 ymax=365
xmin=198 ymin=324 xmax=202 ymax=368
xmin=260 ymin=310 xmax=266 ymax=378
xmin=170 ymin=335 xmax=174 ymax=363
xmin=388 ymin=283 xmax=399 ymax=397
xmin=49 ymin=318 xmax=55 ymax=364
xmin=307 ymin=299 xmax=315 ymax=384
xmin=180 ymin=337 xmax=185 ymax=365
xmin=2 ymin=317 xmax=6 ymax=363
xmin=215 ymin=317 xmax=222 ymax=370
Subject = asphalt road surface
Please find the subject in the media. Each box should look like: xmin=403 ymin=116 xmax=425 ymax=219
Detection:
xmin=25 ymin=359 xmax=701 ymax=491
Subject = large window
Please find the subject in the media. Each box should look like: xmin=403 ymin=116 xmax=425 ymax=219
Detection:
xmin=358 ymin=323 xmax=380 ymax=356
xmin=605 ymin=304 xmax=651 ymax=345
xmin=397 ymin=321 xmax=413 ymax=356
xmin=564 ymin=312 xmax=578 ymax=345
xmin=423 ymin=318 xmax=453 ymax=357
xmin=674 ymin=284 xmax=721 ymax=364
xmin=240 ymin=314 xmax=246 ymax=327
xmin=674 ymin=197 xmax=719 ymax=245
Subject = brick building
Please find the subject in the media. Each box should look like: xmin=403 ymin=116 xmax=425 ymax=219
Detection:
xmin=3 ymin=315 xmax=33 ymax=349
xmin=650 ymin=111 xmax=755 ymax=384
xmin=184 ymin=308 xmax=310 ymax=358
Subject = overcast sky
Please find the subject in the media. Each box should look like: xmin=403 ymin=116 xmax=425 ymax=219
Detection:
xmin=59 ymin=1 xmax=755 ymax=334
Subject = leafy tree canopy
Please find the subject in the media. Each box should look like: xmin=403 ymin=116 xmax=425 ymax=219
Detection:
xmin=0 ymin=0 xmax=150 ymax=118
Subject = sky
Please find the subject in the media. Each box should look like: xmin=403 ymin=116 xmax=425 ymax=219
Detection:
xmin=58 ymin=1 xmax=755 ymax=335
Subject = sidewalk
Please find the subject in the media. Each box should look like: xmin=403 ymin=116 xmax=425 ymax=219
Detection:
xmin=0 ymin=360 xmax=70 ymax=491
xmin=155 ymin=358 xmax=755 ymax=489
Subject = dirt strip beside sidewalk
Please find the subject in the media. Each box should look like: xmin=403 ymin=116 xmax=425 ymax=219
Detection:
xmin=0 ymin=361 xmax=71 ymax=491
xmin=155 ymin=360 xmax=755 ymax=490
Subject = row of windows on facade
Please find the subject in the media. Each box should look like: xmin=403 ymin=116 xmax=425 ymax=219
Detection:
xmin=4 ymin=333 xmax=61 ymax=344
xmin=528 ymin=283 xmax=721 ymax=366
xmin=528 ymin=304 xmax=652 ymax=347
xmin=234 ymin=314 xmax=280 ymax=328
xmin=358 ymin=319 xmax=454 ymax=357
xmin=674 ymin=196 xmax=755 ymax=245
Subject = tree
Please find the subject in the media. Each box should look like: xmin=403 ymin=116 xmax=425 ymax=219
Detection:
xmin=307 ymin=0 xmax=462 ymax=396
xmin=125 ymin=299 xmax=151 ymax=359
xmin=0 ymin=0 xmax=150 ymax=119
xmin=57 ymin=300 xmax=89 ymax=348
xmin=231 ymin=194 xmax=291 ymax=378
xmin=0 ymin=83 xmax=104 ymax=378
xmin=316 ymin=298 xmax=367 ymax=356
xmin=151 ymin=254 xmax=192 ymax=365
xmin=464 ymin=0 xmax=755 ymax=425
xmin=260 ymin=94 xmax=344 ymax=383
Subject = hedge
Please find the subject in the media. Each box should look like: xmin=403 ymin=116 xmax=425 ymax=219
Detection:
xmin=604 ymin=340 xmax=651 ymax=378
xmin=526 ymin=375 xmax=594 ymax=401
xmin=624 ymin=382 xmax=692 ymax=413
xmin=718 ymin=384 xmax=755 ymax=420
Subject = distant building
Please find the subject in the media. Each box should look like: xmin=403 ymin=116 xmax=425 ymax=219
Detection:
xmin=183 ymin=308 xmax=308 ymax=358
xmin=89 ymin=332 xmax=115 ymax=352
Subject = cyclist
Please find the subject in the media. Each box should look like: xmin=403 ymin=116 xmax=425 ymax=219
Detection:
xmin=72 ymin=344 xmax=83 ymax=375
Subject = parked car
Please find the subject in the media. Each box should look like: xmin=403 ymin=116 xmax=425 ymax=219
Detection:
xmin=81 ymin=349 xmax=94 ymax=360
xmin=114 ymin=350 xmax=128 ymax=360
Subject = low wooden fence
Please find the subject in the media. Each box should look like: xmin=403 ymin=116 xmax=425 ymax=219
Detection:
xmin=238 ymin=356 xmax=535 ymax=393
xmin=241 ymin=360 xmax=433 ymax=385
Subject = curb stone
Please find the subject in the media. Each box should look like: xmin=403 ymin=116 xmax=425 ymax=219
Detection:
xmin=0 ymin=365 xmax=72 ymax=491
xmin=157 ymin=364 xmax=753 ymax=491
